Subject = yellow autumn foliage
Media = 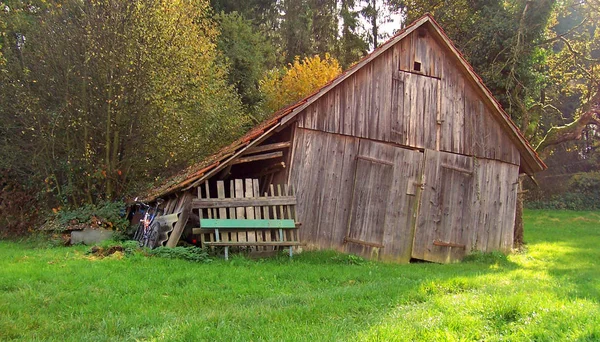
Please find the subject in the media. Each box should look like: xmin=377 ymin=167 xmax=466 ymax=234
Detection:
xmin=260 ymin=53 xmax=342 ymax=114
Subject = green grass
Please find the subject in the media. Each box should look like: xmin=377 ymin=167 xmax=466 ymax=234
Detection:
xmin=1 ymin=209 xmax=599 ymax=341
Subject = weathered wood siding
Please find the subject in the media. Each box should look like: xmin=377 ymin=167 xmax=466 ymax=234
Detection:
xmin=412 ymin=150 xmax=519 ymax=263
xmin=289 ymin=23 xmax=523 ymax=263
xmin=296 ymin=24 xmax=520 ymax=165
xmin=289 ymin=128 xmax=359 ymax=250
xmin=289 ymin=128 xmax=424 ymax=262
xmin=345 ymin=139 xmax=423 ymax=262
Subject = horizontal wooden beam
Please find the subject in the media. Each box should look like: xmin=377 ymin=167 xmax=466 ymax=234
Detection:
xmin=356 ymin=155 xmax=395 ymax=166
xmin=242 ymin=141 xmax=291 ymax=156
xmin=441 ymin=164 xmax=473 ymax=176
xmin=232 ymin=151 xmax=283 ymax=164
xmin=200 ymin=219 xmax=296 ymax=229
xmin=193 ymin=223 xmax=301 ymax=235
xmin=192 ymin=196 xmax=296 ymax=209
xmin=202 ymin=241 xmax=301 ymax=247
xmin=343 ymin=237 xmax=385 ymax=248
xmin=432 ymin=240 xmax=466 ymax=248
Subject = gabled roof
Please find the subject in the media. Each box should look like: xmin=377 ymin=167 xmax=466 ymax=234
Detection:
xmin=141 ymin=14 xmax=546 ymax=202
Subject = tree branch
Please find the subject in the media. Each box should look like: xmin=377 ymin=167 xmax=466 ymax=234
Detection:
xmin=536 ymin=84 xmax=600 ymax=154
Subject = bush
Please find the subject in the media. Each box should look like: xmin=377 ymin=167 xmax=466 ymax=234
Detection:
xmin=525 ymin=172 xmax=600 ymax=210
xmin=149 ymin=246 xmax=212 ymax=263
xmin=54 ymin=201 xmax=129 ymax=231
xmin=0 ymin=170 xmax=40 ymax=237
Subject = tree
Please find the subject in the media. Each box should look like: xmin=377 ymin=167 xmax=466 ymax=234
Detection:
xmin=0 ymin=0 xmax=247 ymax=205
xmin=215 ymin=11 xmax=275 ymax=120
xmin=338 ymin=0 xmax=369 ymax=68
xmin=259 ymin=54 xmax=342 ymax=114
xmin=535 ymin=0 xmax=600 ymax=156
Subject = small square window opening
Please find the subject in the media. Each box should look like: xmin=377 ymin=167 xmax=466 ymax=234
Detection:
xmin=413 ymin=62 xmax=421 ymax=72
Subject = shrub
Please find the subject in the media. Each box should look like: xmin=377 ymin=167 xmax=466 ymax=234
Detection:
xmin=54 ymin=201 xmax=129 ymax=231
xmin=149 ymin=246 xmax=212 ymax=263
xmin=525 ymin=172 xmax=600 ymax=210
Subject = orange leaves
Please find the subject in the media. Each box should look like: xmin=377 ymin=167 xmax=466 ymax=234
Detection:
xmin=260 ymin=53 xmax=341 ymax=114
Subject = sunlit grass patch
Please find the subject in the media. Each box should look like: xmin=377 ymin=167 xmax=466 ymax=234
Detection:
xmin=1 ymin=209 xmax=599 ymax=341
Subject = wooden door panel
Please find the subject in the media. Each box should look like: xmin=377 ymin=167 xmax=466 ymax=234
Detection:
xmin=412 ymin=149 xmax=474 ymax=263
xmin=344 ymin=139 xmax=424 ymax=262
xmin=347 ymin=158 xmax=393 ymax=246
xmin=391 ymin=71 xmax=439 ymax=150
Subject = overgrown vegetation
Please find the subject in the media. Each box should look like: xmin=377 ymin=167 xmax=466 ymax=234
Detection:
xmin=148 ymin=246 xmax=213 ymax=263
xmin=51 ymin=201 xmax=129 ymax=232
xmin=0 ymin=210 xmax=598 ymax=340
xmin=527 ymin=171 xmax=600 ymax=210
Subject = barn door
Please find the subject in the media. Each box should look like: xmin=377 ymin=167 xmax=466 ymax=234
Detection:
xmin=391 ymin=71 xmax=440 ymax=150
xmin=344 ymin=141 xmax=394 ymax=259
xmin=412 ymin=149 xmax=474 ymax=263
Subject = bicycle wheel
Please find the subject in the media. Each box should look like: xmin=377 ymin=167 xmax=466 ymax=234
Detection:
xmin=133 ymin=223 xmax=145 ymax=245
xmin=143 ymin=221 xmax=161 ymax=248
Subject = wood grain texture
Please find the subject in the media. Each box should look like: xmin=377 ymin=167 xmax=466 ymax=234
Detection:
xmin=412 ymin=150 xmax=520 ymax=263
xmin=289 ymin=128 xmax=359 ymax=250
xmin=294 ymin=28 xmax=520 ymax=166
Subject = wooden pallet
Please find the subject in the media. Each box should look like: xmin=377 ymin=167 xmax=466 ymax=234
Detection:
xmin=191 ymin=179 xmax=300 ymax=259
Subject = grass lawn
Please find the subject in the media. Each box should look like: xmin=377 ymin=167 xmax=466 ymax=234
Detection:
xmin=1 ymin=210 xmax=599 ymax=341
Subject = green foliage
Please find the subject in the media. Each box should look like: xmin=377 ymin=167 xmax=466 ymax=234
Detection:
xmin=149 ymin=246 xmax=213 ymax=263
xmin=215 ymin=11 xmax=273 ymax=117
xmin=526 ymin=172 xmax=600 ymax=210
xmin=0 ymin=0 xmax=248 ymax=207
xmin=330 ymin=252 xmax=367 ymax=265
xmin=54 ymin=201 xmax=128 ymax=231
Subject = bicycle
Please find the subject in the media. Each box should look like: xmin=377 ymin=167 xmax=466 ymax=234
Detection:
xmin=132 ymin=198 xmax=164 ymax=248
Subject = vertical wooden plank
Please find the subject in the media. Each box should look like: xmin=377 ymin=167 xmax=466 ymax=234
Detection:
xmin=244 ymin=179 xmax=255 ymax=220
xmin=215 ymin=181 xmax=228 ymax=242
xmin=269 ymin=184 xmax=277 ymax=219
xmin=235 ymin=179 xmax=247 ymax=243
xmin=205 ymin=182 xmax=213 ymax=219
xmin=253 ymin=179 xmax=261 ymax=219
xmin=252 ymin=179 xmax=263 ymax=250
xmin=228 ymin=180 xmax=236 ymax=220
xmin=216 ymin=181 xmax=227 ymax=220
xmin=269 ymin=185 xmax=278 ymax=244
xmin=244 ymin=179 xmax=256 ymax=244
xmin=276 ymin=184 xmax=285 ymax=220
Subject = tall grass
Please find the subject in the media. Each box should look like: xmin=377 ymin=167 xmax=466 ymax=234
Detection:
xmin=1 ymin=210 xmax=599 ymax=341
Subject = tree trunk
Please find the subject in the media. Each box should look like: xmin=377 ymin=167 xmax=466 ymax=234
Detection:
xmin=513 ymin=85 xmax=600 ymax=250
xmin=513 ymin=176 xmax=525 ymax=249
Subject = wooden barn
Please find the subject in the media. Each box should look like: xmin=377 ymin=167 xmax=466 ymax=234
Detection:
xmin=139 ymin=14 xmax=546 ymax=263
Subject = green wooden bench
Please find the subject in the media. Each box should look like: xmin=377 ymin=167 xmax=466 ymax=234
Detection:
xmin=191 ymin=179 xmax=300 ymax=260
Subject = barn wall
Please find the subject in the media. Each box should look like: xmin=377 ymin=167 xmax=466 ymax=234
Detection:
xmin=289 ymin=127 xmax=425 ymax=263
xmin=411 ymin=150 xmax=519 ymax=263
xmin=289 ymin=128 xmax=359 ymax=251
xmin=296 ymin=24 xmax=520 ymax=166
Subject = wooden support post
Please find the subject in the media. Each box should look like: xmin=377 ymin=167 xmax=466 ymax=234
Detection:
xmin=232 ymin=151 xmax=283 ymax=165
xmin=165 ymin=200 xmax=192 ymax=248
xmin=242 ymin=141 xmax=291 ymax=155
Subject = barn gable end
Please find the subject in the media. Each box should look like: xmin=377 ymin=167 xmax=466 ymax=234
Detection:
xmin=295 ymin=22 xmax=521 ymax=167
